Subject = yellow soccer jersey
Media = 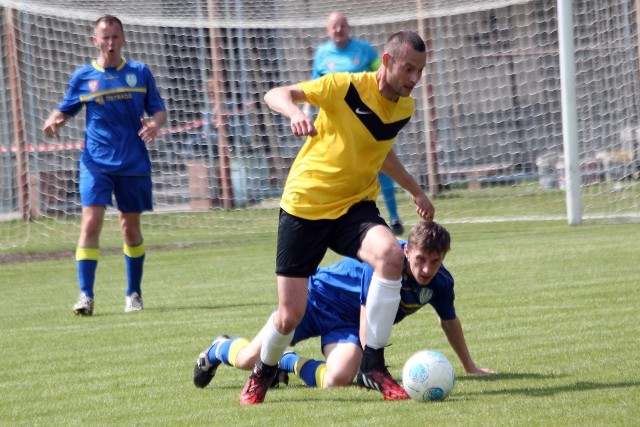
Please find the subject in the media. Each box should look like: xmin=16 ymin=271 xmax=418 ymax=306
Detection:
xmin=280 ymin=71 xmax=414 ymax=220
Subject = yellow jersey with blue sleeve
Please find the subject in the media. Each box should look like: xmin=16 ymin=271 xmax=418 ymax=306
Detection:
xmin=281 ymin=71 xmax=414 ymax=220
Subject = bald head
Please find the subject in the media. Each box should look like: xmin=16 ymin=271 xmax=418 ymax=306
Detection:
xmin=326 ymin=11 xmax=351 ymax=48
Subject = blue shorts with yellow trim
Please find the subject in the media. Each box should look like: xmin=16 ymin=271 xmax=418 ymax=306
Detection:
xmin=291 ymin=295 xmax=361 ymax=350
xmin=80 ymin=168 xmax=152 ymax=213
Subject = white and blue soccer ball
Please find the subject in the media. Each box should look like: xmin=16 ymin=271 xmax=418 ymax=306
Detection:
xmin=402 ymin=350 xmax=455 ymax=402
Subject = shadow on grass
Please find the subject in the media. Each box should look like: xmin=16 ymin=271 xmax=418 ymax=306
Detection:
xmin=459 ymin=377 xmax=640 ymax=397
xmin=151 ymin=301 xmax=275 ymax=312
xmin=190 ymin=373 xmax=640 ymax=402
xmin=193 ymin=378 xmax=640 ymax=404
xmin=459 ymin=372 xmax=555 ymax=381
xmin=75 ymin=301 xmax=274 ymax=318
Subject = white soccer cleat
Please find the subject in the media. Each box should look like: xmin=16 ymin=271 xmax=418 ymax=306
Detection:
xmin=73 ymin=293 xmax=94 ymax=316
xmin=125 ymin=292 xmax=143 ymax=313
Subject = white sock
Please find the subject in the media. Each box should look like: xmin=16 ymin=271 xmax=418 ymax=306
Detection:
xmin=365 ymin=275 xmax=401 ymax=349
xmin=260 ymin=312 xmax=294 ymax=366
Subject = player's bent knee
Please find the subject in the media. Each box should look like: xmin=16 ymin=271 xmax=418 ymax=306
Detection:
xmin=373 ymin=245 xmax=404 ymax=276
xmin=385 ymin=245 xmax=404 ymax=266
xmin=274 ymin=310 xmax=304 ymax=335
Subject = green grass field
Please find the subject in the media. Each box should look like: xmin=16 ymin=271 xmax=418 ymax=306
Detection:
xmin=1 ymin=219 xmax=639 ymax=426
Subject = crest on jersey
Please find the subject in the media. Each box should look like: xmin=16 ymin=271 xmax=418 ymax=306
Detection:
xmin=419 ymin=288 xmax=433 ymax=304
xmin=88 ymin=80 xmax=99 ymax=92
xmin=126 ymin=73 xmax=137 ymax=87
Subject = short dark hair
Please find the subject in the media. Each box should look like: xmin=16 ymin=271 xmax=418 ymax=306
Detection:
xmin=95 ymin=15 xmax=124 ymax=32
xmin=385 ymin=31 xmax=426 ymax=56
xmin=407 ymin=221 xmax=451 ymax=256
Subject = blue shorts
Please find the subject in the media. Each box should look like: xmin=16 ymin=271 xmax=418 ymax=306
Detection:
xmin=79 ymin=168 xmax=153 ymax=213
xmin=276 ymin=201 xmax=386 ymax=277
xmin=291 ymin=292 xmax=361 ymax=349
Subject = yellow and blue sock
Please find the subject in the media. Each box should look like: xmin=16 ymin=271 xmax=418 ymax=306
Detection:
xmin=208 ymin=337 xmax=250 ymax=367
xmin=280 ymin=352 xmax=326 ymax=388
xmin=123 ymin=242 xmax=145 ymax=297
xmin=76 ymin=248 xmax=99 ymax=298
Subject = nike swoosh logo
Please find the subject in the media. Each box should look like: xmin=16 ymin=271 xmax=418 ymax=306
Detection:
xmin=355 ymin=107 xmax=373 ymax=115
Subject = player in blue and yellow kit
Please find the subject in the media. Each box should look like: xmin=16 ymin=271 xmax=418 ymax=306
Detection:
xmin=310 ymin=12 xmax=404 ymax=236
xmin=43 ymin=15 xmax=167 ymax=316
xmin=193 ymin=221 xmax=495 ymax=393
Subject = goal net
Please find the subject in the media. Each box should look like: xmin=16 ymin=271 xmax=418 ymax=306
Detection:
xmin=1 ymin=0 xmax=639 ymax=249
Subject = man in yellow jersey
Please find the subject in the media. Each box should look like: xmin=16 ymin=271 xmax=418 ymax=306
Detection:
xmin=310 ymin=11 xmax=405 ymax=236
xmin=239 ymin=31 xmax=434 ymax=404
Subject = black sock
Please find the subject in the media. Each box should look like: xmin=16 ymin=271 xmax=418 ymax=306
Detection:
xmin=255 ymin=361 xmax=278 ymax=376
xmin=361 ymin=346 xmax=385 ymax=372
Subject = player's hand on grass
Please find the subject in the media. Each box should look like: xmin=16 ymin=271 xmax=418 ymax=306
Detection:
xmin=465 ymin=366 xmax=497 ymax=375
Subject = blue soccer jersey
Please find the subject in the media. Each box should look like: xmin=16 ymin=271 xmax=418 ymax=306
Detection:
xmin=311 ymin=38 xmax=381 ymax=79
xmin=56 ymin=57 xmax=166 ymax=175
xmin=308 ymin=241 xmax=456 ymax=326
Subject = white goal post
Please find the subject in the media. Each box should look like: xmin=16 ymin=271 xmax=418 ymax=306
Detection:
xmin=1 ymin=0 xmax=639 ymax=248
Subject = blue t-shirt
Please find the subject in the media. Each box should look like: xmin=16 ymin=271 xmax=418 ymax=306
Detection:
xmin=56 ymin=57 xmax=166 ymax=175
xmin=312 ymin=38 xmax=380 ymax=79
xmin=307 ymin=241 xmax=456 ymax=324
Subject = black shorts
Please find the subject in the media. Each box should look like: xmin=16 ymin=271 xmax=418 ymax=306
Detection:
xmin=276 ymin=200 xmax=387 ymax=277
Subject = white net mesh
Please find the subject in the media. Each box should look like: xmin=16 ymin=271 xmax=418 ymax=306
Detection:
xmin=0 ymin=0 xmax=534 ymax=26
xmin=1 ymin=0 xmax=639 ymax=249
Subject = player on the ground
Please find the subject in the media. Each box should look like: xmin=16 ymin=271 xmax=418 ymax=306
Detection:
xmin=310 ymin=11 xmax=405 ymax=235
xmin=42 ymin=15 xmax=167 ymax=316
xmin=233 ymin=30 xmax=435 ymax=405
xmin=194 ymin=221 xmax=494 ymax=394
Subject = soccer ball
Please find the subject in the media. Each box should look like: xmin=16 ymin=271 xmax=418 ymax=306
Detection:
xmin=402 ymin=350 xmax=455 ymax=402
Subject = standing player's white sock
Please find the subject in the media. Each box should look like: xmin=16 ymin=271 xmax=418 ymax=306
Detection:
xmin=365 ymin=275 xmax=402 ymax=349
xmin=260 ymin=312 xmax=294 ymax=366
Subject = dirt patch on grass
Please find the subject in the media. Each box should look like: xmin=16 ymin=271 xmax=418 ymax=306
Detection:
xmin=0 ymin=242 xmax=201 ymax=265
